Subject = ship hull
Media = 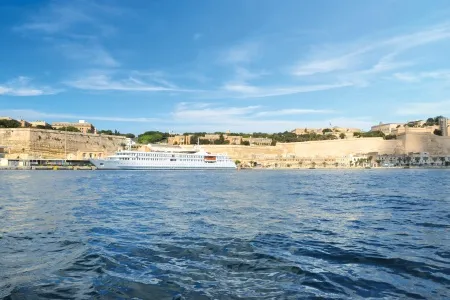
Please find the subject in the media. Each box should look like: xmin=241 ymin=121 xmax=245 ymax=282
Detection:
xmin=90 ymin=159 xmax=236 ymax=170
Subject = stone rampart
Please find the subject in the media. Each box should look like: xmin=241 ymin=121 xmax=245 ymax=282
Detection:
xmin=0 ymin=128 xmax=126 ymax=159
xmin=286 ymin=137 xmax=403 ymax=157
xmin=2 ymin=129 xmax=450 ymax=162
xmin=199 ymin=133 xmax=450 ymax=162
xmin=400 ymin=133 xmax=450 ymax=155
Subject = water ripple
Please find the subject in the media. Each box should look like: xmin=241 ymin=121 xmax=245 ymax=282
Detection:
xmin=1 ymin=169 xmax=449 ymax=299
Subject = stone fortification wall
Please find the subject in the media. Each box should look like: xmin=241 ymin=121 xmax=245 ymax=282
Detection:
xmin=286 ymin=137 xmax=403 ymax=157
xmin=199 ymin=133 xmax=450 ymax=162
xmin=0 ymin=128 xmax=126 ymax=159
xmin=199 ymin=145 xmax=283 ymax=161
xmin=194 ymin=137 xmax=403 ymax=162
xmin=400 ymin=133 xmax=450 ymax=155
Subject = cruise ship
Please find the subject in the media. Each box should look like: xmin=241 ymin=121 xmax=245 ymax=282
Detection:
xmin=89 ymin=144 xmax=236 ymax=170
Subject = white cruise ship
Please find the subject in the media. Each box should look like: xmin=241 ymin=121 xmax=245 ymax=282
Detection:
xmin=89 ymin=144 xmax=236 ymax=170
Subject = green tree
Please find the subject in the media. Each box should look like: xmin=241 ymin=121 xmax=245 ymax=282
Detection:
xmin=425 ymin=117 xmax=435 ymax=126
xmin=384 ymin=134 xmax=397 ymax=140
xmin=0 ymin=119 xmax=21 ymax=128
xmin=35 ymin=124 xmax=54 ymax=130
xmin=241 ymin=140 xmax=250 ymax=146
xmin=137 ymin=131 xmax=168 ymax=144
xmin=322 ymin=128 xmax=332 ymax=134
xmin=339 ymin=133 xmax=346 ymax=139
xmin=98 ymin=130 xmax=114 ymax=135
xmin=58 ymin=126 xmax=80 ymax=132
xmin=434 ymin=129 xmax=443 ymax=136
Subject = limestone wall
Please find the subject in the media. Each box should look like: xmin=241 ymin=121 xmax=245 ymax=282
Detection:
xmin=2 ymin=128 xmax=450 ymax=162
xmin=401 ymin=133 xmax=450 ymax=155
xmin=286 ymin=137 xmax=403 ymax=158
xmin=0 ymin=128 xmax=126 ymax=159
xmin=199 ymin=145 xmax=283 ymax=161
xmin=193 ymin=134 xmax=450 ymax=163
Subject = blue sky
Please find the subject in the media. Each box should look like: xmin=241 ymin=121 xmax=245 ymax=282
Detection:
xmin=1 ymin=0 xmax=450 ymax=133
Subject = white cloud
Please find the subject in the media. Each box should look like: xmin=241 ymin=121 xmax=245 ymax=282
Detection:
xmin=255 ymin=109 xmax=336 ymax=117
xmin=396 ymin=100 xmax=450 ymax=116
xmin=0 ymin=77 xmax=60 ymax=96
xmin=172 ymin=102 xmax=260 ymax=120
xmin=1 ymin=104 xmax=374 ymax=133
xmin=15 ymin=0 xmax=119 ymax=36
xmin=293 ymin=22 xmax=450 ymax=77
xmin=15 ymin=1 xmax=121 ymax=69
xmin=293 ymin=56 xmax=354 ymax=76
xmin=220 ymin=82 xmax=353 ymax=98
xmin=393 ymin=70 xmax=450 ymax=83
xmin=65 ymin=73 xmax=193 ymax=92
xmin=58 ymin=42 xmax=119 ymax=67
xmin=0 ymin=109 xmax=162 ymax=123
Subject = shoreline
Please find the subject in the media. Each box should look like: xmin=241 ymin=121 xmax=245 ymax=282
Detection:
xmin=1 ymin=166 xmax=449 ymax=171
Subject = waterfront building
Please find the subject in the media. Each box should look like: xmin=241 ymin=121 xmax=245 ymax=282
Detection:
xmin=439 ymin=117 xmax=449 ymax=136
xmin=52 ymin=120 xmax=96 ymax=134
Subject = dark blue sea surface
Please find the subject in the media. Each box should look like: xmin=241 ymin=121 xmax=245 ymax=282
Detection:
xmin=0 ymin=169 xmax=449 ymax=299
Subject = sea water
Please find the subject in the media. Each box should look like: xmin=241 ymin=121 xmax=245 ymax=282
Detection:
xmin=0 ymin=169 xmax=449 ymax=299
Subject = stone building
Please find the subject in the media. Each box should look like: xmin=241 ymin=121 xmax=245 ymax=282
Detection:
xmin=439 ymin=117 xmax=449 ymax=136
xmin=242 ymin=137 xmax=272 ymax=146
xmin=168 ymin=135 xmax=192 ymax=145
xmin=30 ymin=120 xmax=51 ymax=128
xmin=225 ymin=135 xmax=242 ymax=145
xmin=52 ymin=120 xmax=96 ymax=134
xmin=370 ymin=122 xmax=402 ymax=135
xmin=291 ymin=127 xmax=361 ymax=138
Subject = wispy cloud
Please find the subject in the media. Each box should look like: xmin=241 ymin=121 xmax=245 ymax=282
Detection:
xmin=396 ymin=100 xmax=450 ymax=116
xmin=293 ymin=22 xmax=450 ymax=78
xmin=220 ymin=82 xmax=353 ymax=98
xmin=171 ymin=104 xmax=373 ymax=132
xmin=58 ymin=41 xmax=119 ymax=67
xmin=0 ymin=109 xmax=161 ymax=123
xmin=15 ymin=0 xmax=119 ymax=36
xmin=15 ymin=0 xmax=121 ymax=68
xmin=1 ymin=104 xmax=373 ymax=133
xmin=255 ymin=108 xmax=336 ymax=117
xmin=293 ymin=56 xmax=354 ymax=76
xmin=393 ymin=70 xmax=450 ymax=82
xmin=0 ymin=77 xmax=60 ymax=96
xmin=172 ymin=102 xmax=260 ymax=120
xmin=65 ymin=72 xmax=194 ymax=92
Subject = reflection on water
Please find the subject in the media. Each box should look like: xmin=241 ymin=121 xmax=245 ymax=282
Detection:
xmin=1 ymin=169 xmax=449 ymax=299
